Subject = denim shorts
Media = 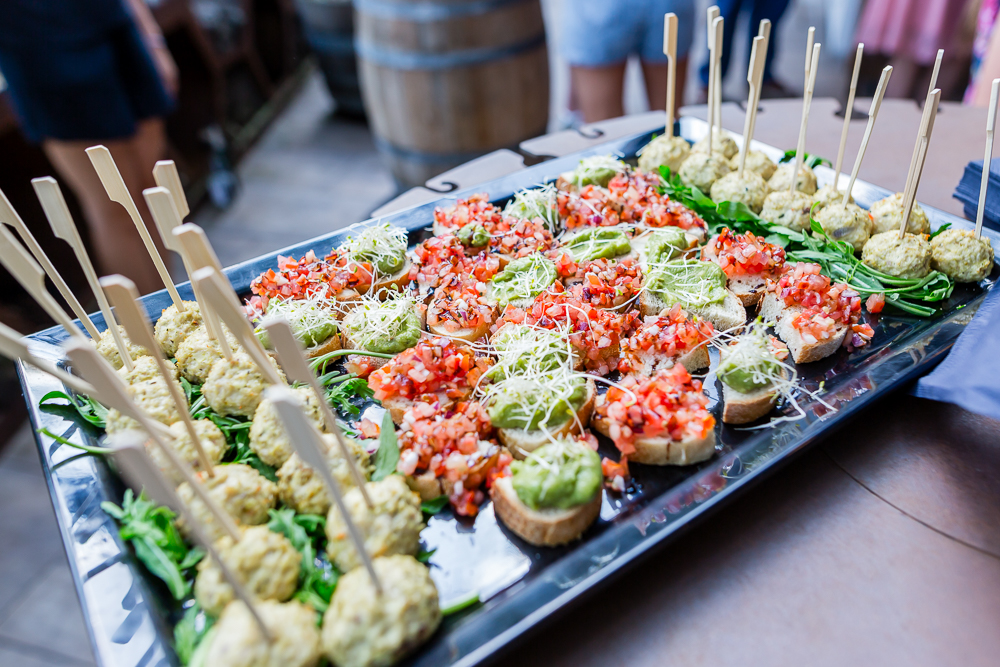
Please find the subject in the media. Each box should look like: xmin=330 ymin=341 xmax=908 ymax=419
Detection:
xmin=560 ymin=0 xmax=696 ymax=67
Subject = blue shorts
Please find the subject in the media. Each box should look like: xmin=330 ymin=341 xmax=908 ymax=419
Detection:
xmin=560 ymin=0 xmax=696 ymax=67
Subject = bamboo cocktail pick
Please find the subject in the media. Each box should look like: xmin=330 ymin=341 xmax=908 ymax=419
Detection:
xmin=737 ymin=36 xmax=766 ymax=177
xmin=745 ymin=19 xmax=771 ymax=151
xmin=902 ymin=49 xmax=946 ymax=202
xmin=899 ymin=89 xmax=941 ymax=239
xmin=174 ymin=224 xmax=235 ymax=359
xmin=0 ymin=188 xmax=100 ymax=339
xmin=663 ymin=13 xmax=678 ymax=138
xmin=841 ymin=66 xmax=893 ymax=209
xmin=152 ymin=161 xmax=190 ymax=220
xmin=262 ymin=317 xmax=373 ymax=506
xmin=0 ymin=226 xmax=87 ymax=340
xmin=111 ymin=434 xmax=272 ymax=641
xmin=85 ymin=146 xmax=185 ymax=309
xmin=64 ymin=339 xmax=239 ymax=539
xmin=33 ymin=177 xmax=132 ymax=369
xmin=0 ymin=321 xmax=97 ymax=397
xmin=832 ymin=44 xmax=864 ymax=194
xmin=266 ymin=386 xmax=383 ymax=594
xmin=101 ymin=275 xmax=215 ymax=475
xmin=975 ymin=79 xmax=1000 ymax=239
xmin=804 ymin=26 xmax=815 ymax=90
xmin=789 ymin=41 xmax=822 ymax=193
xmin=193 ymin=267 xmax=282 ymax=385
xmin=709 ymin=16 xmax=724 ymax=153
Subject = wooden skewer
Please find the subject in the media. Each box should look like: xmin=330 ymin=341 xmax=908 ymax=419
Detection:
xmin=738 ymin=36 xmax=766 ymax=176
xmin=85 ymin=146 xmax=185 ymax=309
xmin=899 ymin=89 xmax=941 ymax=239
xmin=262 ymin=318 xmax=373 ymax=506
xmin=706 ymin=6 xmax=720 ymax=154
xmin=663 ymin=13 xmax=678 ymax=138
xmin=0 ymin=321 xmax=97 ymax=397
xmin=193 ymin=267 xmax=282 ymax=385
xmin=0 ymin=226 xmax=86 ymax=339
xmin=833 ymin=44 xmax=864 ymax=193
xmin=804 ymin=27 xmax=815 ymax=90
xmin=745 ymin=19 xmax=771 ymax=155
xmin=975 ymin=79 xmax=1000 ymax=239
xmin=789 ymin=42 xmax=822 ymax=193
xmin=101 ymin=275 xmax=215 ymax=475
xmin=64 ymin=339 xmax=240 ymax=538
xmin=841 ymin=66 xmax=893 ymax=209
xmin=110 ymin=434 xmax=272 ymax=641
xmin=713 ymin=18 xmax=723 ymax=132
xmin=174 ymin=224 xmax=234 ymax=359
xmin=0 ymin=188 xmax=100 ymax=340
xmin=32 ymin=177 xmax=133 ymax=371
xmin=902 ymin=50 xmax=945 ymax=199
xmin=266 ymin=385 xmax=383 ymax=594
xmin=152 ymin=161 xmax=190 ymax=220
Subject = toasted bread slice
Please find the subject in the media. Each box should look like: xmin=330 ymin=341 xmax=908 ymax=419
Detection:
xmin=721 ymin=381 xmax=780 ymax=424
xmin=760 ymin=293 xmax=848 ymax=363
xmin=406 ymin=469 xmax=443 ymax=501
xmin=759 ymin=292 xmax=787 ymax=323
xmin=382 ymin=386 xmax=473 ymax=425
xmin=728 ymin=273 xmax=768 ymax=308
xmin=591 ymin=415 xmax=717 ymax=465
xmin=491 ymin=476 xmax=601 ymax=546
xmin=498 ymin=379 xmax=596 ymax=459
xmin=426 ymin=300 xmax=495 ymax=344
xmin=304 ymin=333 xmax=343 ymax=359
xmin=622 ymin=344 xmax=710 ymax=376
xmin=639 ymin=289 xmax=746 ymax=332
xmin=372 ymin=260 xmax=412 ymax=295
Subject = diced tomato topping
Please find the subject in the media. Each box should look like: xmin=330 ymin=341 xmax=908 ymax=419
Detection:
xmin=249 ymin=249 xmax=373 ymax=310
xmin=558 ymin=257 xmax=644 ymax=310
xmin=768 ymin=262 xmax=870 ymax=347
xmin=601 ymin=456 xmax=630 ymax=491
xmin=701 ymin=227 xmax=785 ymax=277
xmin=409 ymin=235 xmax=501 ymax=292
xmin=866 ymin=293 xmax=885 ymax=313
xmin=618 ymin=305 xmax=715 ymax=373
xmin=368 ymin=337 xmax=492 ymax=402
xmin=433 ymin=193 xmax=503 ymax=233
xmin=488 ymin=217 xmax=555 ymax=258
xmin=427 ymin=276 xmax=494 ymax=333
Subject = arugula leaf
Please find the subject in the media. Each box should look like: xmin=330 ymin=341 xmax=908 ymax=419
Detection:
xmin=38 ymin=428 xmax=112 ymax=455
xmin=778 ymin=149 xmax=832 ymax=168
xmin=39 ymin=390 xmax=107 ymax=430
xmin=416 ymin=548 xmax=436 ymax=563
xmin=421 ymin=496 xmax=449 ymax=515
xmin=268 ymin=509 xmax=340 ymax=613
xmin=174 ymin=604 xmax=214 ymax=666
xmin=371 ymin=411 xmax=399 ymax=481
xmin=226 ymin=440 xmax=278 ymax=482
xmin=929 ymin=222 xmax=952 ymax=239
xmin=326 ymin=377 xmax=374 ymax=416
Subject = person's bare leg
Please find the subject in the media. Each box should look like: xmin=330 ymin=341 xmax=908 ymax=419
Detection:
xmin=43 ymin=119 xmax=169 ymax=294
xmin=571 ymin=63 xmax=627 ymax=123
xmin=641 ymin=57 xmax=688 ymax=112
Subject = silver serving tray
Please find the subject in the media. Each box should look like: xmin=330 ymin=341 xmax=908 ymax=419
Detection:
xmin=17 ymin=118 xmax=998 ymax=667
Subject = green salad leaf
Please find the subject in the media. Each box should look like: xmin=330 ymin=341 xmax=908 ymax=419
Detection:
xmin=268 ymin=509 xmax=340 ymax=613
xmin=39 ymin=390 xmax=107 ymax=431
xmin=174 ymin=604 xmax=214 ymax=665
xmin=371 ymin=410 xmax=399 ymax=481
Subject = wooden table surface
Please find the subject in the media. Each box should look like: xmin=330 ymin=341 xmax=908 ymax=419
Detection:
xmin=496 ymin=101 xmax=1000 ymax=666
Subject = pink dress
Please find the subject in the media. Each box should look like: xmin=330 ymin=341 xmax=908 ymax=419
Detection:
xmin=855 ymin=0 xmax=970 ymax=65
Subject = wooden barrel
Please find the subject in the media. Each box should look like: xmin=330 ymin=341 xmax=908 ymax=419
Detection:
xmin=354 ymin=0 xmax=550 ymax=188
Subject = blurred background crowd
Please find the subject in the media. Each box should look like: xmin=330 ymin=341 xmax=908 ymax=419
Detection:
xmin=0 ymin=0 xmax=996 ymax=428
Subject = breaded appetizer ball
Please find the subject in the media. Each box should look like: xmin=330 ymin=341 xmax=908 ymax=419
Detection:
xmin=153 ymin=301 xmax=201 ymax=358
xmin=930 ymin=228 xmax=995 ymax=283
xmin=249 ymin=386 xmax=326 ymax=468
xmin=729 ymin=149 xmax=777 ymax=180
xmin=105 ymin=375 xmax=183 ymax=434
xmin=812 ymin=183 xmax=853 ymax=211
xmin=96 ymin=325 xmax=148 ymax=370
xmin=815 ymin=203 xmax=872 ymax=252
xmin=691 ymin=128 xmax=739 ymax=159
xmin=678 ymin=150 xmax=732 ymax=193
xmin=710 ymin=171 xmax=769 ymax=213
xmin=146 ymin=419 xmax=227 ymax=485
xmin=322 ymin=555 xmax=441 ymax=667
xmin=177 ymin=463 xmax=278 ymax=542
xmin=325 ymin=475 xmax=422 ymax=572
xmin=175 ymin=325 xmax=241 ymax=384
xmin=869 ymin=192 xmax=930 ymax=236
xmin=277 ymin=434 xmax=372 ymax=516
xmin=194 ymin=525 xmax=301 ymax=616
xmin=638 ymin=135 xmax=691 ymax=174
xmin=203 ymin=350 xmax=285 ymax=419
xmin=759 ymin=190 xmax=816 ymax=231
xmin=205 ymin=600 xmax=321 ymax=667
xmin=862 ymin=231 xmax=932 ymax=279
xmin=118 ymin=355 xmax=175 ymax=385
xmin=768 ymin=162 xmax=818 ymax=195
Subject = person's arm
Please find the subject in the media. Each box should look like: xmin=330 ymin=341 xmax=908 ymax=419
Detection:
xmin=124 ymin=0 xmax=179 ymax=97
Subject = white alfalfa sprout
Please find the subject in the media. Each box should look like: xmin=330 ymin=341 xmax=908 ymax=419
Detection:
xmin=504 ymin=183 xmax=560 ymax=234
xmin=339 ymin=222 xmax=409 ymax=282
xmin=340 ymin=291 xmax=417 ymax=350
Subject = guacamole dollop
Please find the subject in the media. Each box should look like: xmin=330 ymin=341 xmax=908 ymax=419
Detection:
xmin=566 ymin=156 xmax=628 ymax=188
xmin=642 ymin=227 xmax=689 ymax=265
xmin=717 ymin=333 xmax=781 ymax=393
xmin=342 ymin=223 xmax=408 ymax=274
xmin=341 ymin=300 xmax=421 ymax=354
xmin=511 ymin=440 xmax=602 ymax=510
xmin=487 ymin=375 xmax=587 ymax=431
xmin=255 ymin=298 xmax=338 ymax=349
xmin=647 ymin=259 xmax=727 ymax=308
xmin=489 ymin=254 xmax=557 ymax=306
xmin=564 ymin=228 xmax=631 ymax=262
xmin=457 ymin=223 xmax=489 ymax=248
xmin=489 ymin=324 xmax=572 ymax=377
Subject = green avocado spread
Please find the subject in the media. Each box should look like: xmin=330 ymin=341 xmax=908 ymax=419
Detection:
xmin=457 ymin=223 xmax=489 ymax=248
xmin=566 ymin=156 xmax=627 ymax=188
xmin=565 ymin=228 xmax=631 ymax=262
xmin=489 ymin=254 xmax=557 ymax=305
xmin=511 ymin=440 xmax=602 ymax=510
xmin=255 ymin=298 xmax=338 ymax=349
xmin=717 ymin=333 xmax=781 ymax=393
xmin=343 ymin=224 xmax=407 ymax=274
xmin=647 ymin=259 xmax=727 ymax=308
xmin=487 ymin=376 xmax=587 ymax=431
xmin=342 ymin=302 xmax=421 ymax=354
xmin=642 ymin=227 xmax=689 ymax=264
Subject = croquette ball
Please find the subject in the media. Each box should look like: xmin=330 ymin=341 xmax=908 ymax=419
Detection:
xmin=146 ymin=419 xmax=227 ymax=486
xmin=153 ymin=301 xmax=201 ymax=358
xmin=277 ymin=435 xmax=373 ymax=516
xmin=869 ymin=192 xmax=930 ymax=236
xmin=767 ymin=162 xmax=818 ymax=195
xmin=930 ymin=228 xmax=995 ymax=283
xmin=194 ymin=525 xmax=301 ymax=616
xmin=691 ymin=128 xmax=739 ymax=159
xmin=96 ymin=325 xmax=148 ymax=370
xmin=729 ymin=149 xmax=777 ymax=180
xmin=118 ymin=355 xmax=176 ymax=385
xmin=812 ymin=183 xmax=853 ymax=211
xmin=709 ymin=171 xmax=769 ymax=213
xmin=177 ymin=463 xmax=278 ymax=542
xmin=759 ymin=190 xmax=816 ymax=231
xmin=815 ymin=203 xmax=872 ymax=252
xmin=322 ymin=555 xmax=441 ymax=667
xmin=175 ymin=326 xmax=241 ymax=384
xmin=325 ymin=475 xmax=422 ymax=572
xmin=105 ymin=376 xmax=183 ymax=434
xmin=249 ymin=386 xmax=326 ymax=468
xmin=637 ymin=135 xmax=691 ymax=175
xmin=862 ymin=231 xmax=932 ymax=279
xmin=203 ymin=350 xmax=285 ymax=418
xmin=678 ymin=150 xmax=731 ymax=193
xmin=206 ymin=600 xmax=321 ymax=667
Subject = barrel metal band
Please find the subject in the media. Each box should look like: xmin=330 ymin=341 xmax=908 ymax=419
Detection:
xmin=354 ymin=0 xmax=532 ymax=22
xmin=356 ymin=33 xmax=545 ymax=71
